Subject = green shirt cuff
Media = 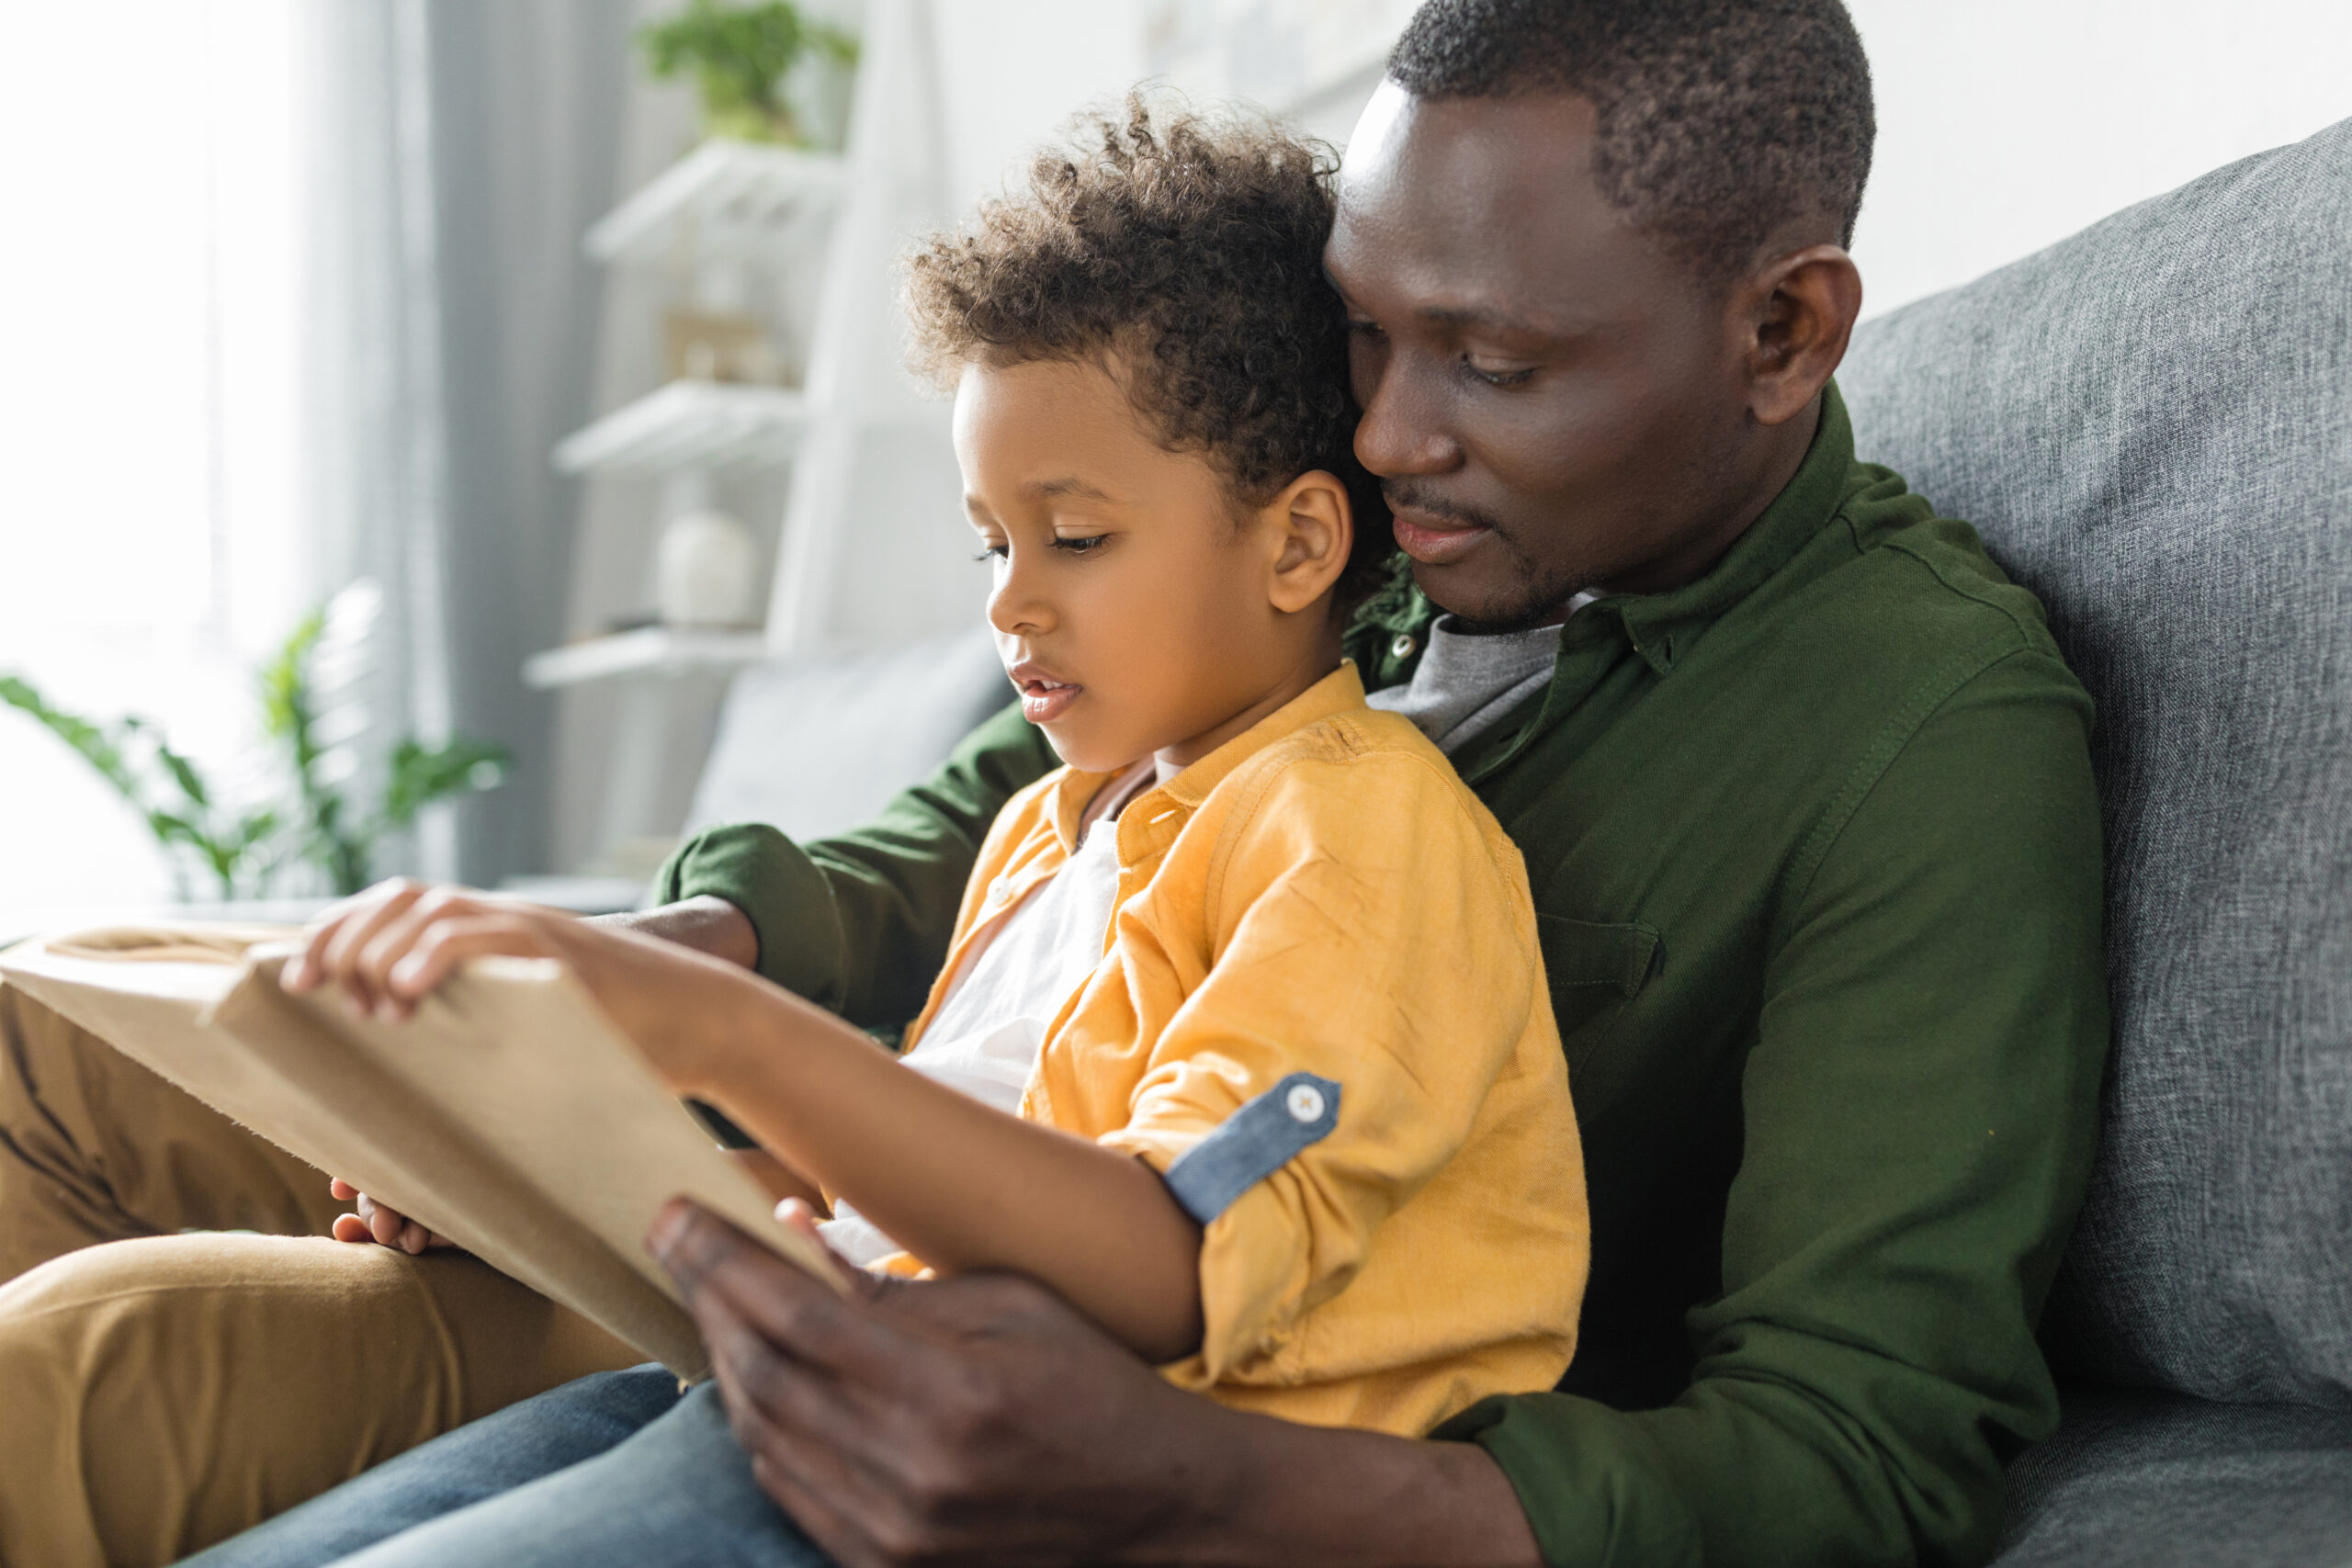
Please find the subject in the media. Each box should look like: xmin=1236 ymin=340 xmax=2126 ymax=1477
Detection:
xmin=656 ymin=822 xmax=847 ymax=1009
xmin=1435 ymin=1393 xmax=1702 ymax=1568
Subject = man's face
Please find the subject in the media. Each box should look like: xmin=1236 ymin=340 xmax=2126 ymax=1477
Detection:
xmin=1327 ymin=85 xmax=1760 ymax=626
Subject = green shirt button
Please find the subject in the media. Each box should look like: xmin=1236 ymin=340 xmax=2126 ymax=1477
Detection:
xmin=1390 ymin=633 xmax=1418 ymax=660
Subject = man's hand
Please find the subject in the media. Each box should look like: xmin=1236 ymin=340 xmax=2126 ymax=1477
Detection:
xmin=648 ymin=1199 xmax=1545 ymax=1568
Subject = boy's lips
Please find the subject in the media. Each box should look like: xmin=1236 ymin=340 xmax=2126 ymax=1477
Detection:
xmin=1389 ymin=507 xmax=1493 ymax=566
xmin=1008 ymin=661 xmax=1083 ymax=724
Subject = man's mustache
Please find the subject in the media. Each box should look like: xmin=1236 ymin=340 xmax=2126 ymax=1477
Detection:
xmin=1379 ymin=480 xmax=1508 ymax=537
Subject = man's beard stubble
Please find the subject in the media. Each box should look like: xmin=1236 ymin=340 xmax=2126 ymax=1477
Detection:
xmin=1381 ymin=479 xmax=1589 ymax=635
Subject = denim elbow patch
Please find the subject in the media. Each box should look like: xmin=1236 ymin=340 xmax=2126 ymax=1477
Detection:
xmin=1162 ymin=1072 xmax=1341 ymax=1224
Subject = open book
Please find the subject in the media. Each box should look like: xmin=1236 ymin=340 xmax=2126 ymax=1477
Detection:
xmin=0 ymin=927 xmax=839 ymax=1379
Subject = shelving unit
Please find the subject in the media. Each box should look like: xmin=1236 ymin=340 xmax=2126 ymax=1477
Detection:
xmin=583 ymin=138 xmax=847 ymax=267
xmin=521 ymin=626 xmax=770 ymax=691
xmin=551 ymin=380 xmax=809 ymax=477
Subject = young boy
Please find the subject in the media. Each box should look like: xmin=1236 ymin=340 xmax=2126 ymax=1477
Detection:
xmin=287 ymin=102 xmax=1587 ymax=1440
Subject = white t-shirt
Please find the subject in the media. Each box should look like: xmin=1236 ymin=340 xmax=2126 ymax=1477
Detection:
xmin=818 ymin=817 xmax=1126 ymax=1266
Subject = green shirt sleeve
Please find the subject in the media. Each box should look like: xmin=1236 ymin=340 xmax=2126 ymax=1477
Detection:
xmin=1440 ymin=645 xmax=2110 ymax=1567
xmin=655 ymin=699 xmax=1058 ymax=1029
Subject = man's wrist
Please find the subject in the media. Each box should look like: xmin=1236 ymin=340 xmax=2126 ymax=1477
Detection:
xmin=1164 ymin=1409 xmax=1544 ymax=1568
xmin=594 ymin=895 xmax=758 ymax=969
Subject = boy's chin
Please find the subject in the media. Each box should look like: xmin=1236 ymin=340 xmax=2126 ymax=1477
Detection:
xmin=1037 ymin=721 xmax=1146 ymax=777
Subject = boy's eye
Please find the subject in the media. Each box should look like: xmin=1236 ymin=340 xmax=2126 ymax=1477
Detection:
xmin=972 ymin=542 xmax=1008 ymax=562
xmin=1050 ymin=534 xmax=1110 ymax=556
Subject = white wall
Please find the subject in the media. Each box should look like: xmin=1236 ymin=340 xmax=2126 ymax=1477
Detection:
xmin=1840 ymin=0 xmax=2352 ymax=315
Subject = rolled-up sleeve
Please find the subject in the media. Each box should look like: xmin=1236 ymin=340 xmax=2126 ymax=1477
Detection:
xmin=1097 ymin=753 xmax=1555 ymax=1386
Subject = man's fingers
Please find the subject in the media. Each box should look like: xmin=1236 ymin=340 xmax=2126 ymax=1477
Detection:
xmin=650 ymin=1201 xmax=905 ymax=1379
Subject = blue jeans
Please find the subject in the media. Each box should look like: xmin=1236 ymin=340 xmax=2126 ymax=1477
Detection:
xmin=183 ymin=1365 xmax=836 ymax=1568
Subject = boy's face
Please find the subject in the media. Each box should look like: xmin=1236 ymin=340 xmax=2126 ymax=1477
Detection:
xmin=953 ymin=356 xmax=1327 ymax=775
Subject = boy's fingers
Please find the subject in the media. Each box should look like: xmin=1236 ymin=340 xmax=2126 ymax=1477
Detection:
xmin=383 ymin=919 xmax=551 ymax=1010
xmin=329 ymin=1177 xmax=358 ymax=1201
xmin=315 ymin=881 xmax=431 ymax=1011
xmin=356 ymin=888 xmax=494 ymax=1017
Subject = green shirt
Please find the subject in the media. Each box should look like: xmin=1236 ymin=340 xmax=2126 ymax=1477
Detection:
xmin=657 ymin=385 xmax=2109 ymax=1568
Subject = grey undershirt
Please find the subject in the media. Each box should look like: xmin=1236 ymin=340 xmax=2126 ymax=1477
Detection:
xmin=1367 ymin=594 xmax=1597 ymax=754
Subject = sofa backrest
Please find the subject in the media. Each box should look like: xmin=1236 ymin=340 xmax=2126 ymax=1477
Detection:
xmin=1838 ymin=118 xmax=2352 ymax=1405
xmin=684 ymin=626 xmax=1009 ymax=846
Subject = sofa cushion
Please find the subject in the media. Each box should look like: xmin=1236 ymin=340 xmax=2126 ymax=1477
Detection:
xmin=684 ymin=627 xmax=1009 ymax=846
xmin=1838 ymin=118 xmax=2352 ymax=1404
xmin=1994 ymin=1387 xmax=2352 ymax=1568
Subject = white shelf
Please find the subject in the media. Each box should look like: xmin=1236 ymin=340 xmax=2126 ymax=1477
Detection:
xmin=522 ymin=626 xmax=769 ymax=690
xmin=585 ymin=139 xmax=847 ymax=266
xmin=552 ymin=380 xmax=809 ymax=477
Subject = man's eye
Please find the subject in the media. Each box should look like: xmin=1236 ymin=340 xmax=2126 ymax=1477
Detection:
xmin=1347 ymin=318 xmax=1386 ymax=340
xmin=1050 ymin=535 xmax=1109 ymax=555
xmin=1464 ymin=356 xmax=1536 ymax=389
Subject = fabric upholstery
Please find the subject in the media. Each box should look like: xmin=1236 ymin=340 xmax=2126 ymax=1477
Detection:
xmin=1996 ymin=1386 xmax=2352 ymax=1567
xmin=684 ymin=627 xmax=1008 ymax=846
xmin=1839 ymin=117 xmax=2352 ymax=1404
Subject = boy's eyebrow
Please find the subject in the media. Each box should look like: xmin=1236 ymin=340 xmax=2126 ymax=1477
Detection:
xmin=1027 ymin=476 xmax=1122 ymax=503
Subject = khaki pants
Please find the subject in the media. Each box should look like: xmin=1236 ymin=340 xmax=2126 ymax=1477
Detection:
xmin=0 ymin=976 xmax=638 ymax=1568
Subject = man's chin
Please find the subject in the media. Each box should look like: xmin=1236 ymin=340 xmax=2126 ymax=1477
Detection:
xmin=1408 ymin=557 xmax=1584 ymax=635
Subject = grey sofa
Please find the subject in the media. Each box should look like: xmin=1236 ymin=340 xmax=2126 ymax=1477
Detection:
xmin=689 ymin=118 xmax=2352 ymax=1564
xmin=1841 ymin=116 xmax=2352 ymax=1564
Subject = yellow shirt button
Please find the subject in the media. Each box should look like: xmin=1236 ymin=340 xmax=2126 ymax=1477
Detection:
xmin=1286 ymin=1083 xmax=1327 ymax=1122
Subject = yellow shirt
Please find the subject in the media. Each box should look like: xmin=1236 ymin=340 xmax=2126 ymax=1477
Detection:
xmin=900 ymin=663 xmax=1589 ymax=1437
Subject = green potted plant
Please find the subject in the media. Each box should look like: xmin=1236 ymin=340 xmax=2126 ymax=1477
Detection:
xmin=639 ymin=0 xmax=858 ymax=148
xmin=2 ymin=593 xmax=507 ymax=903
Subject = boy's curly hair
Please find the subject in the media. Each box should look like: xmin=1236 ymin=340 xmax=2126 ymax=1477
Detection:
xmin=904 ymin=96 xmax=1392 ymax=604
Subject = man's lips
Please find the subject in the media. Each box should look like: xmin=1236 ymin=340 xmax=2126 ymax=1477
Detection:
xmin=1388 ymin=507 xmax=1494 ymax=567
xmin=1007 ymin=661 xmax=1082 ymax=724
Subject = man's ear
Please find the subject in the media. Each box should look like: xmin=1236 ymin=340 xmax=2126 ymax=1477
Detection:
xmin=1261 ymin=470 xmax=1354 ymax=615
xmin=1737 ymin=244 xmax=1863 ymax=428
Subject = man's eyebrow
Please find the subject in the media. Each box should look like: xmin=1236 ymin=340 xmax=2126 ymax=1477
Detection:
xmin=1419 ymin=303 xmax=1581 ymax=337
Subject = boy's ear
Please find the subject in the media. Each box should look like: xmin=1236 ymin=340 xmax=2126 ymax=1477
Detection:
xmin=1261 ymin=470 xmax=1353 ymax=615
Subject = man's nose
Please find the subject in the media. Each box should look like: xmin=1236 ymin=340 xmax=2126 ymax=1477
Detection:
xmin=1353 ymin=354 xmax=1461 ymax=479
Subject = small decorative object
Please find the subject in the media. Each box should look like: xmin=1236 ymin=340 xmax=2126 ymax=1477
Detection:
xmin=663 ymin=309 xmax=783 ymax=384
xmin=639 ymin=0 xmax=858 ymax=149
xmin=657 ymin=509 xmax=763 ymax=627
xmin=0 ymin=581 xmax=508 ymax=901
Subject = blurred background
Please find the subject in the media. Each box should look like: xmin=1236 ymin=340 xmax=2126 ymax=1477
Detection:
xmin=3 ymin=0 xmax=2347 ymax=933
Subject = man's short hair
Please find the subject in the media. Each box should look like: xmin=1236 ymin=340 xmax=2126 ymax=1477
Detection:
xmin=903 ymin=96 xmax=1391 ymax=604
xmin=1388 ymin=0 xmax=1875 ymax=284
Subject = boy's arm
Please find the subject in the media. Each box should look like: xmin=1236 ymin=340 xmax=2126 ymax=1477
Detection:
xmin=672 ymin=962 xmax=1207 ymax=1363
xmin=653 ymin=700 xmax=1057 ymax=1026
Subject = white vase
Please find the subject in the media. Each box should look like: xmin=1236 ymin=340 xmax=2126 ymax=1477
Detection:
xmin=656 ymin=510 xmax=760 ymax=627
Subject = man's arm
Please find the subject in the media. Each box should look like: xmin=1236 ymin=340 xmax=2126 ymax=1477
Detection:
xmin=653 ymin=700 xmax=1057 ymax=1025
xmin=651 ymin=648 xmax=2106 ymax=1568
xmin=651 ymin=1200 xmax=1545 ymax=1568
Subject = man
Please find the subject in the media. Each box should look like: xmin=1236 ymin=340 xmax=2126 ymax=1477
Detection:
xmin=3 ymin=2 xmax=2108 ymax=1564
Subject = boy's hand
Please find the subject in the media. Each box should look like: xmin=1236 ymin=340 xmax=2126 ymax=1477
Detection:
xmin=326 ymin=1176 xmax=453 ymax=1254
xmin=281 ymin=878 xmax=567 ymax=1022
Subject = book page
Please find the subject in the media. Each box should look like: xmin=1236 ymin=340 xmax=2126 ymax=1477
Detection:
xmin=2 ymin=932 xmax=841 ymax=1379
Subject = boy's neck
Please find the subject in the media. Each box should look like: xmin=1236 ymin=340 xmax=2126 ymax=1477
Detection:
xmin=1151 ymin=625 xmax=1347 ymax=784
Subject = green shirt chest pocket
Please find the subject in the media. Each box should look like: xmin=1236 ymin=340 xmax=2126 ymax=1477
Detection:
xmin=1534 ymin=913 xmax=1662 ymax=1067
